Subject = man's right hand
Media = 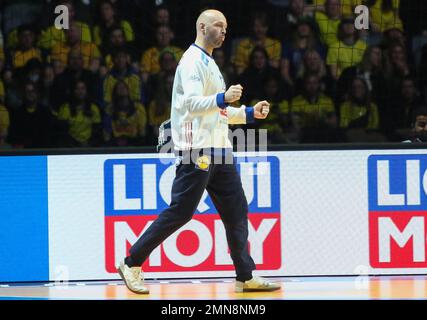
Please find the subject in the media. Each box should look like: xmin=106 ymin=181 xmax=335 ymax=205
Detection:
xmin=224 ymin=84 xmax=243 ymax=103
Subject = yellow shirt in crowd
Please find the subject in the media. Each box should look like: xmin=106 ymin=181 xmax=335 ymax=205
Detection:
xmin=111 ymin=103 xmax=147 ymax=139
xmin=12 ymin=48 xmax=42 ymax=68
xmin=57 ymin=103 xmax=101 ymax=144
xmin=140 ymin=46 xmax=183 ymax=74
xmin=315 ymin=11 xmax=341 ymax=48
xmin=38 ymin=21 xmax=92 ymax=50
xmin=103 ymin=73 xmax=142 ymax=105
xmin=314 ymin=0 xmax=363 ymax=17
xmin=339 ymin=101 xmax=380 ymax=130
xmin=148 ymin=100 xmax=171 ymax=127
xmin=50 ymin=42 xmax=101 ymax=69
xmin=290 ymin=94 xmax=335 ymax=128
xmin=326 ymin=39 xmax=367 ymax=78
xmin=93 ymin=20 xmax=135 ymax=47
xmin=232 ymin=37 xmax=282 ymax=70
xmin=370 ymin=0 xmax=403 ymax=32
xmin=250 ymin=99 xmax=290 ymax=133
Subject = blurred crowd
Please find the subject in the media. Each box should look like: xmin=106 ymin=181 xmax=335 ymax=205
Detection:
xmin=0 ymin=0 xmax=427 ymax=149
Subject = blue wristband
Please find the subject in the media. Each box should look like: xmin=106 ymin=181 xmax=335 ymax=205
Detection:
xmin=245 ymin=106 xmax=255 ymax=124
xmin=216 ymin=93 xmax=227 ymax=109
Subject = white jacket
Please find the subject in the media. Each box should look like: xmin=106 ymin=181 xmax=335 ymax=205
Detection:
xmin=171 ymin=44 xmax=254 ymax=151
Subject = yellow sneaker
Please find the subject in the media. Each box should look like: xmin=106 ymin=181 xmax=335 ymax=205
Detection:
xmin=235 ymin=276 xmax=281 ymax=293
xmin=117 ymin=261 xmax=149 ymax=294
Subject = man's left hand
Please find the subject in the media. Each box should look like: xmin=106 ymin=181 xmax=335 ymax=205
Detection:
xmin=253 ymin=100 xmax=270 ymax=119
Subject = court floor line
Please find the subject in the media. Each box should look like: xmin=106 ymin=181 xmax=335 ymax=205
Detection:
xmin=0 ymin=275 xmax=427 ymax=300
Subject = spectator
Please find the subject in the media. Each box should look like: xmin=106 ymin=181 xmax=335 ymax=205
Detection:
xmin=50 ymin=49 xmax=101 ymax=110
xmin=213 ymin=48 xmax=236 ymax=86
xmin=326 ymin=17 xmax=367 ymax=81
xmin=384 ymin=43 xmax=413 ymax=77
xmin=103 ymin=0 xmax=140 ymax=22
xmin=105 ymin=80 xmax=147 ymax=146
xmin=339 ymin=77 xmax=384 ymax=142
xmin=294 ymin=49 xmax=329 ymax=95
xmin=39 ymin=0 xmax=92 ymax=50
xmin=250 ymin=76 xmax=290 ymax=144
xmin=280 ymin=20 xmax=326 ymax=87
xmin=314 ymin=0 xmax=342 ymax=48
xmin=146 ymin=48 xmax=179 ymax=103
xmin=337 ymin=45 xmax=386 ymax=105
xmin=232 ymin=12 xmax=282 ymax=75
xmin=43 ymin=64 xmax=55 ymax=106
xmin=153 ymin=5 xmax=171 ymax=27
xmin=2 ymin=0 xmax=43 ymax=33
xmin=279 ymin=0 xmax=316 ymax=40
xmin=5 ymin=58 xmax=50 ymax=110
xmin=93 ymin=0 xmax=135 ymax=52
xmin=389 ymin=77 xmax=424 ymax=141
xmin=3 ymin=0 xmax=44 ymax=49
xmin=310 ymin=0 xmax=363 ymax=17
xmin=380 ymin=27 xmax=406 ymax=51
xmin=368 ymin=0 xmax=403 ymax=33
xmin=9 ymin=25 xmax=43 ymax=70
xmin=384 ymin=42 xmax=416 ymax=106
xmin=419 ymin=45 xmax=427 ymax=101
xmin=140 ymin=25 xmax=183 ymax=84
xmin=141 ymin=5 xmax=173 ymax=49
xmin=50 ymin=23 xmax=101 ymax=75
xmin=8 ymin=82 xmax=52 ymax=148
xmin=238 ymin=46 xmax=281 ymax=104
xmin=103 ymin=50 xmax=144 ymax=108
xmin=55 ymin=80 xmax=102 ymax=147
xmin=290 ymin=73 xmax=337 ymax=142
xmin=402 ymin=107 xmax=427 ymax=143
xmin=4 ymin=25 xmax=44 ymax=100
xmin=148 ymin=72 xmax=174 ymax=142
xmin=102 ymin=27 xmax=139 ymax=73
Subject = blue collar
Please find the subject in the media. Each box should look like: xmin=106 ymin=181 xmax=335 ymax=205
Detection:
xmin=191 ymin=43 xmax=213 ymax=58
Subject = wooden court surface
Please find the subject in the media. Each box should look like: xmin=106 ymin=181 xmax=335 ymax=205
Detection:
xmin=1 ymin=275 xmax=427 ymax=300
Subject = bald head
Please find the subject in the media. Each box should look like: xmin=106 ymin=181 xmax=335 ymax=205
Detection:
xmin=196 ymin=9 xmax=226 ymax=30
xmin=195 ymin=9 xmax=227 ymax=53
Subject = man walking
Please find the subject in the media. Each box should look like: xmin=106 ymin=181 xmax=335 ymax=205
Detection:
xmin=118 ymin=9 xmax=280 ymax=294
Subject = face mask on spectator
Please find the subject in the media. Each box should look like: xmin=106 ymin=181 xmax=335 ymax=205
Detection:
xmin=29 ymin=73 xmax=40 ymax=83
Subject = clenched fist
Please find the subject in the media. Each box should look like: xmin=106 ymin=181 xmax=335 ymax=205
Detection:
xmin=224 ymin=84 xmax=243 ymax=103
xmin=254 ymin=100 xmax=270 ymax=119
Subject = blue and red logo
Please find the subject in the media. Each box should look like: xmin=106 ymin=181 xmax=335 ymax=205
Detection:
xmin=104 ymin=156 xmax=282 ymax=274
xmin=368 ymin=154 xmax=427 ymax=268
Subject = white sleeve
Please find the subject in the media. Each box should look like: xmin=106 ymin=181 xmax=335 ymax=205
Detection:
xmin=227 ymin=105 xmax=255 ymax=125
xmin=180 ymin=60 xmax=226 ymax=114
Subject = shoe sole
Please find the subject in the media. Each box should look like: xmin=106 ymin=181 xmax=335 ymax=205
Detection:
xmin=235 ymin=287 xmax=281 ymax=293
xmin=117 ymin=267 xmax=150 ymax=294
